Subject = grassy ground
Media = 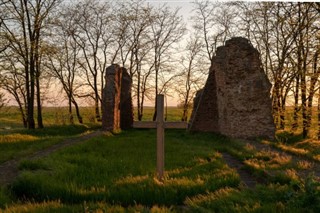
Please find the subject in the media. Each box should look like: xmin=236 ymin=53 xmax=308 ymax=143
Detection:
xmin=0 ymin=106 xmax=320 ymax=212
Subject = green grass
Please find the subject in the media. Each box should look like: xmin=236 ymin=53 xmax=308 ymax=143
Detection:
xmin=10 ymin=130 xmax=239 ymax=206
xmin=0 ymin=125 xmax=94 ymax=164
xmin=1 ymin=106 xmax=320 ymax=211
xmin=0 ymin=130 xmax=317 ymax=212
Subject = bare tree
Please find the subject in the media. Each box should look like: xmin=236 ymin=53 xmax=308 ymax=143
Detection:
xmin=0 ymin=0 xmax=60 ymax=129
xmin=192 ymin=0 xmax=238 ymax=61
xmin=294 ymin=3 xmax=320 ymax=138
xmin=151 ymin=5 xmax=186 ymax=121
xmin=70 ymin=0 xmax=113 ymax=122
xmin=45 ymin=7 xmax=84 ymax=124
xmin=176 ymin=34 xmax=206 ymax=121
xmin=0 ymin=52 xmax=28 ymax=127
xmin=114 ymin=0 xmax=155 ymax=121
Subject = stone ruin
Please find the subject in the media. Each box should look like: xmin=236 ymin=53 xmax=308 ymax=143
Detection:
xmin=189 ymin=37 xmax=275 ymax=140
xmin=102 ymin=64 xmax=133 ymax=132
xmin=120 ymin=69 xmax=134 ymax=130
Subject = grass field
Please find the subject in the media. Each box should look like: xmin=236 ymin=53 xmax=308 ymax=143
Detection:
xmin=0 ymin=106 xmax=320 ymax=212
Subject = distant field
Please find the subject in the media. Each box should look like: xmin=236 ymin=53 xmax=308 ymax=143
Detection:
xmin=0 ymin=106 xmax=189 ymax=130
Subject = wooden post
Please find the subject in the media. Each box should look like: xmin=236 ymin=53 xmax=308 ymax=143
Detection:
xmin=156 ymin=94 xmax=165 ymax=180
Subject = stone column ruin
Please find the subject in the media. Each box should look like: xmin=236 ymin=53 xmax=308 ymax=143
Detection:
xmin=102 ymin=64 xmax=122 ymax=132
xmin=102 ymin=64 xmax=134 ymax=132
xmin=120 ymin=68 xmax=134 ymax=130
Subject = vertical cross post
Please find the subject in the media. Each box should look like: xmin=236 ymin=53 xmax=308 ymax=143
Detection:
xmin=156 ymin=94 xmax=165 ymax=180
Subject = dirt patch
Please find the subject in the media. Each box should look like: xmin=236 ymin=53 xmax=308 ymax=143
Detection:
xmin=222 ymin=152 xmax=265 ymax=189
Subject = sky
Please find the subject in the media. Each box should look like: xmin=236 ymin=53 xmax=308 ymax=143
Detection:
xmin=147 ymin=0 xmax=194 ymax=22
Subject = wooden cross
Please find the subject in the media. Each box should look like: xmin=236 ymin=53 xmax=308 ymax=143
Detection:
xmin=133 ymin=94 xmax=188 ymax=180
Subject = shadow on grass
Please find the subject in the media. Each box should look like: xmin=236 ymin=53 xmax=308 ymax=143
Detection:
xmin=276 ymin=131 xmax=304 ymax=145
xmin=9 ymin=130 xmax=240 ymax=207
xmin=5 ymin=129 xmax=320 ymax=212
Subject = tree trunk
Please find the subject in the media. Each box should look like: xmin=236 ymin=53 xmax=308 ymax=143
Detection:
xmin=272 ymin=81 xmax=281 ymax=128
xmin=137 ymin=58 xmax=142 ymax=121
xmin=279 ymin=100 xmax=286 ymax=130
xmin=153 ymin=91 xmax=158 ymax=121
xmin=318 ymin=90 xmax=320 ymax=140
xmin=17 ymin=101 xmax=27 ymax=128
xmin=182 ymin=92 xmax=190 ymax=122
xmin=301 ymin=72 xmax=308 ymax=138
xmin=94 ymin=91 xmax=101 ymax=121
xmin=36 ymin=75 xmax=44 ymax=128
xmin=306 ymin=76 xmax=318 ymax=134
xmin=68 ymin=97 xmax=74 ymax=124
xmin=292 ymin=75 xmax=300 ymax=130
xmin=153 ymin=60 xmax=159 ymax=121
xmin=28 ymin=59 xmax=36 ymax=129
xmin=72 ymin=99 xmax=83 ymax=124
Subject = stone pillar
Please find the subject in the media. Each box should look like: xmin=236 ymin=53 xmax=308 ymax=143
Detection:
xmin=120 ymin=68 xmax=133 ymax=130
xmin=102 ymin=64 xmax=122 ymax=132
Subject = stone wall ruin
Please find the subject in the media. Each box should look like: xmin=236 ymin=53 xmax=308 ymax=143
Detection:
xmin=189 ymin=37 xmax=275 ymax=140
xmin=102 ymin=64 xmax=133 ymax=132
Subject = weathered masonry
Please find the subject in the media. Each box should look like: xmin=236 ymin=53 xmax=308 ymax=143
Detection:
xmin=101 ymin=64 xmax=133 ymax=132
xmin=189 ymin=37 xmax=275 ymax=140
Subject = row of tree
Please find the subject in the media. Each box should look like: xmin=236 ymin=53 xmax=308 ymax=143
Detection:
xmin=0 ymin=1 xmax=319 ymax=139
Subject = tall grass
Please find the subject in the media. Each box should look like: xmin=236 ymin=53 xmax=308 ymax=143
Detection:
xmin=3 ymin=130 xmax=318 ymax=212
xmin=10 ymin=130 xmax=240 ymax=207
xmin=1 ymin=106 xmax=320 ymax=211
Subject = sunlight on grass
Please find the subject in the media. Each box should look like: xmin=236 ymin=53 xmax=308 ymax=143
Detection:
xmin=313 ymin=155 xmax=320 ymax=161
xmin=185 ymin=187 xmax=237 ymax=206
xmin=296 ymin=139 xmax=320 ymax=149
xmin=213 ymin=165 xmax=239 ymax=179
xmin=76 ymin=186 xmax=108 ymax=195
xmin=285 ymin=169 xmax=300 ymax=181
xmin=185 ymin=186 xmax=264 ymax=212
xmin=1 ymin=200 xmax=64 ymax=213
xmin=116 ymin=175 xmax=149 ymax=185
xmin=277 ymin=144 xmax=309 ymax=156
xmin=166 ymin=167 xmax=193 ymax=175
xmin=244 ymin=158 xmax=267 ymax=170
xmin=245 ymin=150 xmax=292 ymax=170
xmin=0 ymin=134 xmax=39 ymax=143
xmin=297 ymin=160 xmax=313 ymax=170
xmin=268 ymin=153 xmax=292 ymax=167
xmin=162 ymin=177 xmax=204 ymax=187
xmin=0 ymin=200 xmax=174 ymax=212
xmin=244 ymin=143 xmax=256 ymax=151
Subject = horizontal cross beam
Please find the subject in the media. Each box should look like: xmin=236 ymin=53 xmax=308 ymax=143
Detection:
xmin=133 ymin=121 xmax=188 ymax=129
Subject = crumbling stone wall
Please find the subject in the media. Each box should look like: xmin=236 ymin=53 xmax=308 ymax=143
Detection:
xmin=102 ymin=64 xmax=133 ymax=132
xmin=189 ymin=37 xmax=275 ymax=139
xmin=120 ymin=68 xmax=133 ymax=130
xmin=102 ymin=64 xmax=122 ymax=132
